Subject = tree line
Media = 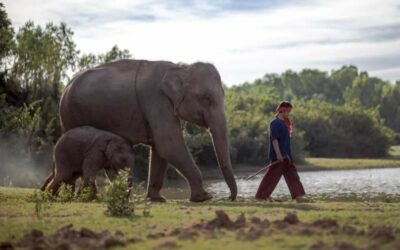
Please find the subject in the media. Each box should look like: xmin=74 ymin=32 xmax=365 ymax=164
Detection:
xmin=1 ymin=4 xmax=398 ymax=183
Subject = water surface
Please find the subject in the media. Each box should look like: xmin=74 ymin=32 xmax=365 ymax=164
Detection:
xmin=161 ymin=167 xmax=400 ymax=200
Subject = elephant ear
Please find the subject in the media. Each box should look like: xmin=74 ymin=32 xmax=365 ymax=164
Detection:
xmin=161 ymin=67 xmax=188 ymax=114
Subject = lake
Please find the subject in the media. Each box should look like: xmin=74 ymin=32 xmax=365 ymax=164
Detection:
xmin=161 ymin=167 xmax=400 ymax=200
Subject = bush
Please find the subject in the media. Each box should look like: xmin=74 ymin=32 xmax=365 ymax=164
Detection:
xmin=29 ymin=190 xmax=53 ymax=218
xmin=104 ymin=170 xmax=135 ymax=216
xmin=58 ymin=184 xmax=75 ymax=203
xmin=104 ymin=170 xmax=151 ymax=217
xmin=75 ymin=186 xmax=98 ymax=202
xmin=293 ymin=100 xmax=393 ymax=157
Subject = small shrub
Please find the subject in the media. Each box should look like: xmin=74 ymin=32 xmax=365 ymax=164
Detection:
xmin=104 ymin=170 xmax=135 ymax=216
xmin=58 ymin=184 xmax=75 ymax=202
xmin=75 ymin=186 xmax=98 ymax=202
xmin=30 ymin=190 xmax=52 ymax=218
xmin=104 ymin=170 xmax=151 ymax=217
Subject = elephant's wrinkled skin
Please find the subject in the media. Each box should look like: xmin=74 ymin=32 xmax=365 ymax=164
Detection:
xmin=60 ymin=59 xmax=237 ymax=202
xmin=41 ymin=126 xmax=135 ymax=195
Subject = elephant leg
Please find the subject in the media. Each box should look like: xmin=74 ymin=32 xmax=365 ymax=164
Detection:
xmin=79 ymin=153 xmax=103 ymax=199
xmin=155 ymin=130 xmax=212 ymax=202
xmin=146 ymin=148 xmax=168 ymax=202
xmin=47 ymin=177 xmax=62 ymax=196
xmin=40 ymin=171 xmax=54 ymax=191
xmin=65 ymin=172 xmax=80 ymax=194
xmin=47 ymin=169 xmax=71 ymax=196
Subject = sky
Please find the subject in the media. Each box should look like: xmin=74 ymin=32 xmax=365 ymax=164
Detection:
xmin=4 ymin=0 xmax=400 ymax=86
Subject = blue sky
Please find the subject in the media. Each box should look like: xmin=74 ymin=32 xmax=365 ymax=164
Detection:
xmin=4 ymin=0 xmax=400 ymax=85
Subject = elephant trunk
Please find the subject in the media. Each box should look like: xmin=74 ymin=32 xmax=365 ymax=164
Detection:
xmin=208 ymin=110 xmax=237 ymax=201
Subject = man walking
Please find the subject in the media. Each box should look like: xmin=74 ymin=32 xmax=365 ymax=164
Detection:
xmin=255 ymin=101 xmax=307 ymax=202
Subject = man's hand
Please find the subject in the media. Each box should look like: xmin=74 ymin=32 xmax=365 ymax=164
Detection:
xmin=276 ymin=153 xmax=284 ymax=162
xmin=272 ymin=139 xmax=283 ymax=162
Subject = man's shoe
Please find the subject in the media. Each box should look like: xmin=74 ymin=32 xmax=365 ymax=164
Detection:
xmin=295 ymin=195 xmax=312 ymax=203
xmin=255 ymin=197 xmax=274 ymax=202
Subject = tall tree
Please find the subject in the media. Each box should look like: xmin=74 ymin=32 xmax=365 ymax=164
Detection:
xmin=78 ymin=45 xmax=132 ymax=71
xmin=331 ymin=65 xmax=358 ymax=97
xmin=343 ymin=72 xmax=387 ymax=108
xmin=11 ymin=21 xmax=78 ymax=102
xmin=0 ymin=3 xmax=14 ymax=68
xmin=380 ymin=81 xmax=400 ymax=133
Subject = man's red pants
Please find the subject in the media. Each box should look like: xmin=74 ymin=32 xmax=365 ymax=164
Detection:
xmin=255 ymin=159 xmax=305 ymax=199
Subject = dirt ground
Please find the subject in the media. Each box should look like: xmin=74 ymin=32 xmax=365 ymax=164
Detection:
xmin=1 ymin=210 xmax=399 ymax=250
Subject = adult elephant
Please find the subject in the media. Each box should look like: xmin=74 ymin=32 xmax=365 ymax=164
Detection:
xmin=60 ymin=59 xmax=237 ymax=202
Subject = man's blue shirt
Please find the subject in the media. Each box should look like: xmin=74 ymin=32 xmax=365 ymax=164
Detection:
xmin=268 ymin=118 xmax=292 ymax=162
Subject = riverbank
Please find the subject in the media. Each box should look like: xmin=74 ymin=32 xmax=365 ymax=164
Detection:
xmin=1 ymin=187 xmax=400 ymax=250
xmin=301 ymin=145 xmax=400 ymax=171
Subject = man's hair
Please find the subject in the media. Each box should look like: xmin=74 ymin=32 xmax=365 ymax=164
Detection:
xmin=276 ymin=101 xmax=293 ymax=111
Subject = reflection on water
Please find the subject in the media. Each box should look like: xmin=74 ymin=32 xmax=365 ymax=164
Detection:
xmin=161 ymin=168 xmax=400 ymax=200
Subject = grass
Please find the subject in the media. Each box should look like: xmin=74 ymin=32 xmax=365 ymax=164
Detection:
xmin=301 ymin=145 xmax=400 ymax=171
xmin=390 ymin=145 xmax=400 ymax=158
xmin=303 ymin=157 xmax=400 ymax=170
xmin=1 ymin=187 xmax=400 ymax=249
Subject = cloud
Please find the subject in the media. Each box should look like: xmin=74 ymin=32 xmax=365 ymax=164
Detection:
xmin=3 ymin=0 xmax=400 ymax=85
xmin=362 ymin=23 xmax=400 ymax=42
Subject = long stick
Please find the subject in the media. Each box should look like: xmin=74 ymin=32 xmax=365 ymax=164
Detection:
xmin=245 ymin=156 xmax=290 ymax=180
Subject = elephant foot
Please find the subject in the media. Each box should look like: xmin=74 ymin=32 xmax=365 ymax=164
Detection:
xmin=190 ymin=191 xmax=213 ymax=202
xmin=146 ymin=193 xmax=167 ymax=203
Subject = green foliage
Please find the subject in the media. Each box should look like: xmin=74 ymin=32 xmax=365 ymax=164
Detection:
xmin=12 ymin=21 xmax=78 ymax=102
xmin=30 ymin=190 xmax=53 ymax=218
xmin=0 ymin=100 xmax=41 ymax=142
xmin=293 ymin=100 xmax=393 ymax=157
xmin=343 ymin=72 xmax=386 ymax=108
xmin=331 ymin=65 xmax=358 ymax=98
xmin=57 ymin=184 xmax=75 ymax=203
xmin=0 ymin=3 xmax=14 ymax=67
xmin=75 ymin=186 xmax=97 ymax=202
xmin=78 ymin=45 xmax=132 ymax=71
xmin=227 ymin=92 xmax=271 ymax=164
xmin=224 ymin=66 xmax=396 ymax=159
xmin=379 ymin=81 xmax=400 ymax=133
xmin=104 ymin=170 xmax=135 ymax=216
xmin=104 ymin=170 xmax=151 ymax=217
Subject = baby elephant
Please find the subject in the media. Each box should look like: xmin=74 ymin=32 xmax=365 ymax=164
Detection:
xmin=41 ymin=126 xmax=135 ymax=196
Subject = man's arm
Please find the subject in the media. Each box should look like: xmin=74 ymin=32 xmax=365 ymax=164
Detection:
xmin=272 ymin=139 xmax=283 ymax=162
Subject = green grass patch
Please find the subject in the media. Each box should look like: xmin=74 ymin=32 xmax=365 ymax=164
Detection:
xmin=304 ymin=157 xmax=400 ymax=170
xmin=302 ymin=145 xmax=400 ymax=170
xmin=1 ymin=187 xmax=400 ymax=249
xmin=389 ymin=145 xmax=400 ymax=158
